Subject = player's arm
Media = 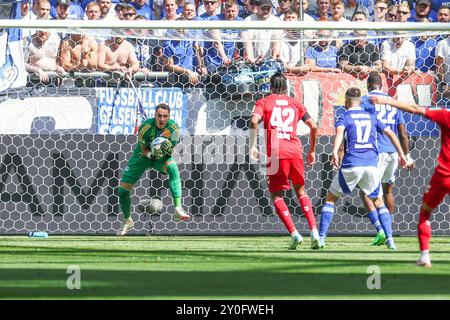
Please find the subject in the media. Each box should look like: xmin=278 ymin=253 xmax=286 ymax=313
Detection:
xmin=169 ymin=124 xmax=180 ymax=147
xmin=370 ymin=95 xmax=426 ymax=115
xmin=58 ymin=41 xmax=75 ymax=71
xmin=87 ymin=40 xmax=98 ymax=70
xmin=137 ymin=123 xmax=153 ymax=159
xmin=332 ymin=126 xmax=345 ymax=169
xmin=140 ymin=142 xmax=152 ymax=158
xmin=160 ymin=123 xmax=179 ymax=157
xmin=383 ymin=127 xmax=408 ymax=168
xmin=303 ymin=113 xmax=318 ymax=165
xmin=127 ymin=44 xmax=140 ymax=74
xmin=397 ymin=123 xmax=414 ymax=168
xmin=249 ymin=114 xmax=261 ymax=161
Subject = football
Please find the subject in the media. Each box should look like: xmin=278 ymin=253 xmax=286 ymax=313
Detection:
xmin=150 ymin=137 xmax=168 ymax=159
xmin=138 ymin=197 xmax=164 ymax=215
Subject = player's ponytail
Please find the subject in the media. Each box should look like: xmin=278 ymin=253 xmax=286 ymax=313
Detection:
xmin=270 ymin=73 xmax=287 ymax=94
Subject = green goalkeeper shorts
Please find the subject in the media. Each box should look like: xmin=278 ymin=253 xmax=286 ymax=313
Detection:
xmin=120 ymin=155 xmax=175 ymax=185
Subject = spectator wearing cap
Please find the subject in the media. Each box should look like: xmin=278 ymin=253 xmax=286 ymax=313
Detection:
xmin=243 ymin=0 xmax=283 ymax=64
xmin=119 ymin=3 xmax=137 ymax=19
xmin=52 ymin=0 xmax=74 ymax=39
xmin=409 ymin=0 xmax=442 ymax=22
xmin=54 ymin=0 xmax=70 ymax=19
xmin=131 ymin=0 xmax=153 ymax=20
xmin=338 ymin=30 xmax=382 ymax=78
xmin=49 ymin=0 xmax=84 ymax=19
xmin=411 ymin=0 xmax=433 ymax=21
xmin=305 ymin=29 xmax=341 ymax=73
xmin=54 ymin=0 xmax=83 ymax=20
xmin=381 ymin=32 xmax=416 ymax=78
xmin=114 ymin=2 xmax=126 ymax=19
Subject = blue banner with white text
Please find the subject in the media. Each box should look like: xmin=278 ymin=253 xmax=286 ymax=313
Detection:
xmin=96 ymin=87 xmax=188 ymax=134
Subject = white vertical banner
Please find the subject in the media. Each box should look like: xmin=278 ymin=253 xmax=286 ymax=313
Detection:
xmin=0 ymin=1 xmax=27 ymax=92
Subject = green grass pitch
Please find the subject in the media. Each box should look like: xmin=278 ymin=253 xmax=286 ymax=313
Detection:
xmin=1 ymin=235 xmax=449 ymax=299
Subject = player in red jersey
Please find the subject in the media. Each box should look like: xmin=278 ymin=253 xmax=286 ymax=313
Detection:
xmin=249 ymin=73 xmax=320 ymax=250
xmin=371 ymin=94 xmax=450 ymax=268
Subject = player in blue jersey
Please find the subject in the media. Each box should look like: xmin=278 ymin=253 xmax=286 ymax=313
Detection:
xmin=360 ymin=72 xmax=414 ymax=246
xmin=318 ymin=87 xmax=407 ymax=249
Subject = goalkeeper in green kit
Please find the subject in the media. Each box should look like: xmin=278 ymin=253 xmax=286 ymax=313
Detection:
xmin=117 ymin=103 xmax=190 ymax=236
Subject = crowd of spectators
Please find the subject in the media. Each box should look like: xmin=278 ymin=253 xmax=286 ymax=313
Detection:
xmin=19 ymin=0 xmax=450 ymax=97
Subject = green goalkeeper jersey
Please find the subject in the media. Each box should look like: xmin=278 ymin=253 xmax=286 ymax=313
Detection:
xmin=134 ymin=118 xmax=180 ymax=156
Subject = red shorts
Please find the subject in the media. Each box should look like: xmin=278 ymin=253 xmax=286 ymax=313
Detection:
xmin=422 ymin=170 xmax=450 ymax=210
xmin=267 ymin=159 xmax=305 ymax=193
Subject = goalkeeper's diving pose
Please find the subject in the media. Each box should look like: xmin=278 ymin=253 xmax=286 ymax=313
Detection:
xmin=117 ymin=103 xmax=190 ymax=236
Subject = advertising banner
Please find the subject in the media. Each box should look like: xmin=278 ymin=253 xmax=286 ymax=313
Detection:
xmin=288 ymin=72 xmax=437 ymax=136
xmin=96 ymin=87 xmax=188 ymax=134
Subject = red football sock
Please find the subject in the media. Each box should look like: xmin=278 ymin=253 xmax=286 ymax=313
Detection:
xmin=273 ymin=197 xmax=296 ymax=233
xmin=299 ymin=195 xmax=317 ymax=230
xmin=418 ymin=208 xmax=432 ymax=251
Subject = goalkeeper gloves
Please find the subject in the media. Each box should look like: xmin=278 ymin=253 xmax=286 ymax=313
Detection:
xmin=151 ymin=146 xmax=164 ymax=160
xmin=161 ymin=139 xmax=174 ymax=156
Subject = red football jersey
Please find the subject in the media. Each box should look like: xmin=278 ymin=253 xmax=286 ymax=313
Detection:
xmin=252 ymin=94 xmax=307 ymax=159
xmin=425 ymin=108 xmax=450 ymax=176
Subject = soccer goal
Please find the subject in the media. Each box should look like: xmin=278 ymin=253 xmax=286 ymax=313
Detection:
xmin=0 ymin=17 xmax=449 ymax=235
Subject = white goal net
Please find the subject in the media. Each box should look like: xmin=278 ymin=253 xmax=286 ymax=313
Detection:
xmin=0 ymin=5 xmax=450 ymax=235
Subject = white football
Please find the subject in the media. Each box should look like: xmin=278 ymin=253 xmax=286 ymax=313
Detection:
xmin=138 ymin=197 xmax=164 ymax=215
xmin=151 ymin=137 xmax=167 ymax=151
